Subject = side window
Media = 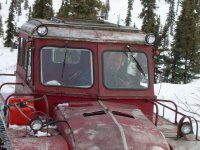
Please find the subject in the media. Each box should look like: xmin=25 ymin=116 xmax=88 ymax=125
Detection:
xmin=17 ymin=37 xmax=27 ymax=67
xmin=17 ymin=38 xmax=22 ymax=64
xmin=18 ymin=37 xmax=23 ymax=65
xmin=24 ymin=46 xmax=28 ymax=69
xmin=26 ymin=49 xmax=32 ymax=82
xmin=18 ymin=37 xmax=32 ymax=83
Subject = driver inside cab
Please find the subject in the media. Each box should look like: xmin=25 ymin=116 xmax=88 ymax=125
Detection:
xmin=103 ymin=51 xmax=144 ymax=89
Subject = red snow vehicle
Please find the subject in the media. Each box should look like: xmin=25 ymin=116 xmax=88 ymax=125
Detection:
xmin=0 ymin=18 xmax=199 ymax=150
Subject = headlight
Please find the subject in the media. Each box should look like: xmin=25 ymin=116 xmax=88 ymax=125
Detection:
xmin=36 ymin=25 xmax=48 ymax=37
xmin=180 ymin=122 xmax=193 ymax=135
xmin=145 ymin=33 xmax=156 ymax=45
xmin=30 ymin=118 xmax=43 ymax=132
xmin=177 ymin=117 xmax=193 ymax=138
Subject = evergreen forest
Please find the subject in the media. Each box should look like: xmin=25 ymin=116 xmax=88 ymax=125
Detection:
xmin=1 ymin=0 xmax=200 ymax=84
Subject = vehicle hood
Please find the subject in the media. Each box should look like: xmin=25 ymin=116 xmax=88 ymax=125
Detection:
xmin=54 ymin=101 xmax=170 ymax=150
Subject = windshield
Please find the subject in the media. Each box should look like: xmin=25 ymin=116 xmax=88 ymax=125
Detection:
xmin=41 ymin=47 xmax=93 ymax=88
xmin=103 ymin=51 xmax=149 ymax=89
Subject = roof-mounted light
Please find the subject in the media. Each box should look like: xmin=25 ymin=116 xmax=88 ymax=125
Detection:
xmin=145 ymin=33 xmax=156 ymax=45
xmin=36 ymin=25 xmax=48 ymax=37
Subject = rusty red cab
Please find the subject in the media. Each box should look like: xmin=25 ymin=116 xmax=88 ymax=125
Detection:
xmin=0 ymin=18 xmax=199 ymax=150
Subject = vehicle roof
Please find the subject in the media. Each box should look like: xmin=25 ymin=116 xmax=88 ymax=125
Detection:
xmin=20 ymin=18 xmax=147 ymax=44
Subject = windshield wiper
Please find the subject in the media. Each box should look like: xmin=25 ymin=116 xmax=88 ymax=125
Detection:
xmin=124 ymin=45 xmax=145 ymax=77
xmin=61 ymin=45 xmax=68 ymax=78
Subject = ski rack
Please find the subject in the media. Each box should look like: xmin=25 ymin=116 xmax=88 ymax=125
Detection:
xmin=0 ymin=82 xmax=24 ymax=92
xmin=0 ymin=74 xmax=15 ymax=77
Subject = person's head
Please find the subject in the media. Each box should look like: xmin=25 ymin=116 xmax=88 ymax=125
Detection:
xmin=127 ymin=62 xmax=137 ymax=76
xmin=104 ymin=52 xmax=125 ymax=74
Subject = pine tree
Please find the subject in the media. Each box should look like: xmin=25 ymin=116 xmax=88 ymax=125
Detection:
xmin=28 ymin=6 xmax=32 ymax=21
xmin=4 ymin=0 xmax=16 ymax=47
xmin=57 ymin=0 xmax=107 ymax=20
xmin=0 ymin=15 xmax=3 ymax=37
xmin=154 ymin=1 xmax=176 ymax=83
xmin=156 ymin=21 xmax=173 ymax=83
xmin=171 ymin=0 xmax=200 ymax=83
xmin=158 ymin=22 xmax=172 ymax=83
xmin=32 ymin=0 xmax=54 ymax=19
xmin=57 ymin=0 xmax=69 ymax=18
xmin=48 ymin=0 xmax=54 ymax=17
xmin=168 ymin=0 xmax=176 ymax=35
xmin=17 ymin=0 xmax=22 ymax=16
xmin=153 ymin=16 xmax=174 ymax=83
xmin=101 ymin=0 xmax=110 ymax=20
xmin=125 ymin=0 xmax=134 ymax=26
xmin=105 ymin=0 xmax=110 ymax=20
xmin=139 ymin=0 xmax=157 ymax=33
xmin=24 ymin=0 xmax=29 ymax=10
xmin=153 ymin=16 xmax=161 ymax=83
xmin=139 ymin=0 xmax=157 ymax=83
xmin=13 ymin=0 xmax=17 ymax=11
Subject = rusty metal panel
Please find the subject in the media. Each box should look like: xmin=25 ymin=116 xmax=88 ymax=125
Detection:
xmin=47 ymin=27 xmax=146 ymax=44
xmin=7 ymin=128 xmax=69 ymax=150
xmin=55 ymin=101 xmax=170 ymax=150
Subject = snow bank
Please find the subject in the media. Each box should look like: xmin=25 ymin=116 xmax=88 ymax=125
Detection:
xmin=0 ymin=46 xmax=17 ymax=93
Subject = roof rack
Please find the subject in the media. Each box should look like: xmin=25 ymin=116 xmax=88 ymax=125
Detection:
xmin=20 ymin=18 xmax=146 ymax=44
xmin=42 ymin=17 xmax=141 ymax=33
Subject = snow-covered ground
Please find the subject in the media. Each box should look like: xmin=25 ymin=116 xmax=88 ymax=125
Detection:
xmin=155 ymin=81 xmax=200 ymax=136
xmin=0 ymin=45 xmax=17 ymax=93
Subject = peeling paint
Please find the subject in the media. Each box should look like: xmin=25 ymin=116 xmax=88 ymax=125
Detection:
xmin=97 ymin=123 xmax=106 ymax=127
xmin=88 ymin=146 xmax=101 ymax=150
xmin=85 ymin=129 xmax=99 ymax=135
xmin=151 ymin=146 xmax=165 ymax=150
xmin=74 ymin=128 xmax=83 ymax=134
xmin=9 ymin=125 xmax=27 ymax=130
xmin=55 ymin=102 xmax=171 ymax=150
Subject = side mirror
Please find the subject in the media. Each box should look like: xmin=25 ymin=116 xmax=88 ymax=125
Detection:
xmin=25 ymin=41 xmax=32 ymax=49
